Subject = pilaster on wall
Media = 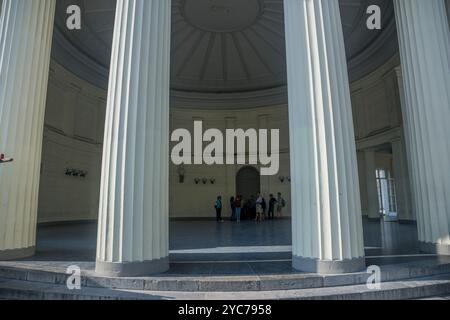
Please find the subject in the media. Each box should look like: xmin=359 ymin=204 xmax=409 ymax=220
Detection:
xmin=258 ymin=115 xmax=270 ymax=197
xmin=391 ymin=136 xmax=414 ymax=222
xmin=224 ymin=117 xmax=237 ymax=217
xmin=364 ymin=149 xmax=380 ymax=221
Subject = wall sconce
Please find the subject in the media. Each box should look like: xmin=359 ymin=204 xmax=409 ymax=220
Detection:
xmin=79 ymin=170 xmax=88 ymax=178
xmin=279 ymin=176 xmax=291 ymax=183
xmin=65 ymin=168 xmax=88 ymax=178
xmin=194 ymin=177 xmax=216 ymax=185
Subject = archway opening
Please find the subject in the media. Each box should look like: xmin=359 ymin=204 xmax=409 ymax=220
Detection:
xmin=236 ymin=166 xmax=261 ymax=220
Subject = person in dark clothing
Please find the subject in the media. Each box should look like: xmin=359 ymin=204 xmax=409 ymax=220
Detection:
xmin=268 ymin=194 xmax=277 ymax=220
xmin=262 ymin=196 xmax=267 ymax=221
xmin=230 ymin=196 xmax=236 ymax=221
xmin=234 ymin=196 xmax=242 ymax=223
xmin=215 ymin=196 xmax=223 ymax=222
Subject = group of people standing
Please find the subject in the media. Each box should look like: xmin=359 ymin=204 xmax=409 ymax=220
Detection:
xmin=215 ymin=193 xmax=286 ymax=223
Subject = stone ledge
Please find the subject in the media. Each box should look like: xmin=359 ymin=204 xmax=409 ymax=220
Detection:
xmin=1 ymin=259 xmax=450 ymax=293
xmin=95 ymin=257 xmax=170 ymax=277
xmin=292 ymin=256 xmax=366 ymax=274
xmin=0 ymin=247 xmax=35 ymax=261
xmin=420 ymin=242 xmax=450 ymax=256
xmin=1 ymin=274 xmax=450 ymax=300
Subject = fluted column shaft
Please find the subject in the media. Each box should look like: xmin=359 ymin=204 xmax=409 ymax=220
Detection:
xmin=394 ymin=0 xmax=450 ymax=254
xmin=364 ymin=149 xmax=380 ymax=220
xmin=96 ymin=0 xmax=171 ymax=277
xmin=446 ymin=0 xmax=450 ymax=28
xmin=0 ymin=0 xmax=55 ymax=260
xmin=284 ymin=0 xmax=365 ymax=273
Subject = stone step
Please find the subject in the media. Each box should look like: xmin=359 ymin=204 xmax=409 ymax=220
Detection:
xmin=1 ymin=260 xmax=450 ymax=292
xmin=1 ymin=274 xmax=450 ymax=300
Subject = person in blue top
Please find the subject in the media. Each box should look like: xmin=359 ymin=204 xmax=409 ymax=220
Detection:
xmin=215 ymin=196 xmax=223 ymax=222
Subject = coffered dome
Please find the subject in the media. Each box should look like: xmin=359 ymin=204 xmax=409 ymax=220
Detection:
xmin=52 ymin=0 xmax=398 ymax=108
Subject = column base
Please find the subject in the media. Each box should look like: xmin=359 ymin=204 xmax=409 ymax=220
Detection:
xmin=419 ymin=241 xmax=450 ymax=255
xmin=95 ymin=257 xmax=170 ymax=277
xmin=0 ymin=246 xmax=35 ymax=261
xmin=293 ymin=256 xmax=366 ymax=274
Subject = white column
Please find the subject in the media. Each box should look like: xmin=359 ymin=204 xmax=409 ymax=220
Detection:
xmin=0 ymin=0 xmax=55 ymax=260
xmin=391 ymin=137 xmax=413 ymax=222
xmin=284 ymin=0 xmax=365 ymax=273
xmin=394 ymin=0 xmax=450 ymax=254
xmin=96 ymin=0 xmax=171 ymax=277
xmin=364 ymin=149 xmax=380 ymax=221
xmin=446 ymin=0 xmax=450 ymax=28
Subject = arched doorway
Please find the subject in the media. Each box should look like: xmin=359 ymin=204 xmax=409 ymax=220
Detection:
xmin=236 ymin=166 xmax=260 ymax=200
xmin=236 ymin=166 xmax=260 ymax=220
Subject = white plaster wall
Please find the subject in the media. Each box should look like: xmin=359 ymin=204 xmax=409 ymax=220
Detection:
xmin=169 ymin=107 xmax=291 ymax=218
xmin=351 ymin=55 xmax=414 ymax=221
xmin=376 ymin=152 xmax=393 ymax=172
xmin=351 ymin=55 xmax=403 ymax=141
xmin=38 ymin=61 xmax=106 ymax=223
xmin=39 ymin=54 xmax=411 ymax=222
xmin=39 ymin=61 xmax=292 ymax=221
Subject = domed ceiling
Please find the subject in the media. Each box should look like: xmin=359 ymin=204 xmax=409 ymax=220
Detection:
xmin=52 ymin=0 xmax=398 ymax=108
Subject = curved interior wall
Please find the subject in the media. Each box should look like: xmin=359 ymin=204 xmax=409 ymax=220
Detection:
xmin=38 ymin=54 xmax=412 ymax=223
xmin=38 ymin=61 xmax=105 ymax=223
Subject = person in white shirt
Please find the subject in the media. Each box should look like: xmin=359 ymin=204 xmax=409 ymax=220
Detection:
xmin=255 ymin=193 xmax=264 ymax=222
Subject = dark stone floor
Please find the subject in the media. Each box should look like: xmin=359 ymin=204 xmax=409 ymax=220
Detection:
xmin=170 ymin=219 xmax=292 ymax=250
xmin=33 ymin=218 xmax=419 ymax=260
xmin=4 ymin=218 xmax=448 ymax=276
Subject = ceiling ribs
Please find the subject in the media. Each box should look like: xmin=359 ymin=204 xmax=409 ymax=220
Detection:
xmin=176 ymin=31 xmax=207 ymax=77
xmin=199 ymin=33 xmax=216 ymax=80
xmin=231 ymin=33 xmax=251 ymax=80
